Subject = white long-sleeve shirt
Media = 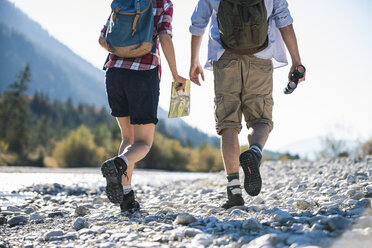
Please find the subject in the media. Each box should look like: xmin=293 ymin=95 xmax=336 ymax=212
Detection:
xmin=189 ymin=0 xmax=294 ymax=69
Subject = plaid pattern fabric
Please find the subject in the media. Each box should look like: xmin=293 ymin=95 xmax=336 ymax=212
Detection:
xmin=101 ymin=0 xmax=173 ymax=72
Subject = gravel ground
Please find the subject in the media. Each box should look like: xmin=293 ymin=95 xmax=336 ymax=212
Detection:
xmin=1 ymin=156 xmax=372 ymax=248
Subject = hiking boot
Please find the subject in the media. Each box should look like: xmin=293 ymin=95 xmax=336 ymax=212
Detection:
xmin=120 ymin=190 xmax=140 ymax=212
xmin=221 ymin=193 xmax=244 ymax=209
xmin=101 ymin=157 xmax=128 ymax=204
xmin=240 ymin=149 xmax=262 ymax=196
xmin=221 ymin=183 xmax=244 ymax=209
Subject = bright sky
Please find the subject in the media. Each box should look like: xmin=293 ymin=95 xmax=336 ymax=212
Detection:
xmin=7 ymin=0 xmax=372 ymax=152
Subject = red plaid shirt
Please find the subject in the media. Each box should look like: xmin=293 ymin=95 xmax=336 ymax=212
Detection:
xmin=101 ymin=0 xmax=173 ymax=74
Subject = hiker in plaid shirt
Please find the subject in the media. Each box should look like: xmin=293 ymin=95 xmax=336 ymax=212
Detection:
xmin=99 ymin=0 xmax=187 ymax=211
xmin=100 ymin=0 xmax=173 ymax=72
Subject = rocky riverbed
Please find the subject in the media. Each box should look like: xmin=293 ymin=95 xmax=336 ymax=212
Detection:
xmin=1 ymin=156 xmax=372 ymax=247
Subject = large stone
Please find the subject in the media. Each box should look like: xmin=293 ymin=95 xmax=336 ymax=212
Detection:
xmin=25 ymin=207 xmax=36 ymax=214
xmin=183 ymin=228 xmax=202 ymax=238
xmin=242 ymin=234 xmax=283 ymax=248
xmin=73 ymin=217 xmax=88 ymax=231
xmin=43 ymin=196 xmax=52 ymax=201
xmin=347 ymin=175 xmax=357 ymax=184
xmin=295 ymin=199 xmax=313 ymax=210
xmin=30 ymin=214 xmax=45 ymax=222
xmin=62 ymin=232 xmax=77 ymax=240
xmin=327 ymin=216 xmax=351 ymax=231
xmin=6 ymin=206 xmax=21 ymax=212
xmin=346 ymin=190 xmax=364 ymax=200
xmin=268 ymin=208 xmax=293 ymax=223
xmin=173 ymin=213 xmax=197 ymax=226
xmin=0 ymin=217 xmax=7 ymax=225
xmin=355 ymin=198 xmax=371 ymax=209
xmin=365 ymin=186 xmax=372 ymax=193
xmin=242 ymin=218 xmax=261 ymax=231
xmin=8 ymin=215 xmax=28 ymax=227
xmin=75 ymin=206 xmax=89 ymax=216
xmin=92 ymin=197 xmax=105 ymax=205
xmin=48 ymin=211 xmax=64 ymax=218
xmin=44 ymin=230 xmax=64 ymax=241
xmin=190 ymin=234 xmax=214 ymax=247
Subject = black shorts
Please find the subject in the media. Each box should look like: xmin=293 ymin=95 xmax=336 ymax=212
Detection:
xmin=105 ymin=67 xmax=160 ymax=125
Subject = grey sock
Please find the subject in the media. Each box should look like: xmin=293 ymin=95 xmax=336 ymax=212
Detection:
xmin=122 ymin=185 xmax=132 ymax=195
xmin=250 ymin=144 xmax=262 ymax=160
xmin=226 ymin=173 xmax=241 ymax=195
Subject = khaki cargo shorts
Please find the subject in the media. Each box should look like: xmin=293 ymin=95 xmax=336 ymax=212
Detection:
xmin=213 ymin=50 xmax=274 ymax=135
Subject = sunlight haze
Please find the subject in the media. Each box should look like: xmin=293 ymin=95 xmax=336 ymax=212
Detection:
xmin=7 ymin=0 xmax=372 ymax=155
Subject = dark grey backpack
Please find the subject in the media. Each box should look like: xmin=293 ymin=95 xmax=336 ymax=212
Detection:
xmin=217 ymin=0 xmax=268 ymax=54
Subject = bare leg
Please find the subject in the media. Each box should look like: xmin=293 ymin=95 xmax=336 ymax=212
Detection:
xmin=238 ymin=123 xmax=270 ymax=197
xmin=116 ymin=117 xmax=134 ymax=155
xmin=116 ymin=117 xmax=134 ymax=185
xmin=220 ymin=128 xmax=245 ymax=209
xmin=120 ymin=124 xmax=155 ymax=186
xmin=248 ymin=123 xmax=270 ymax=148
xmin=221 ymin=128 xmax=240 ymax=175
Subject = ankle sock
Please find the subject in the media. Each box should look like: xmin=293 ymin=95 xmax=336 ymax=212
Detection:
xmin=226 ymin=173 xmax=241 ymax=195
xmin=249 ymin=144 xmax=262 ymax=160
xmin=227 ymin=173 xmax=239 ymax=182
xmin=122 ymin=185 xmax=132 ymax=195
xmin=119 ymin=154 xmax=129 ymax=165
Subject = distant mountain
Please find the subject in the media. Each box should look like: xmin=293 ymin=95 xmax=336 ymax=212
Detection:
xmin=0 ymin=0 xmax=219 ymax=148
xmin=0 ymin=0 xmax=106 ymax=106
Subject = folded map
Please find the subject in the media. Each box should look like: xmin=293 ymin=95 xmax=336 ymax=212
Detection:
xmin=168 ymin=80 xmax=191 ymax=119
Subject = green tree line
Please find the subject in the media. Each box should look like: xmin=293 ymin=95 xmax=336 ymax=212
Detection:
xmin=2 ymin=66 xmax=371 ymax=168
xmin=0 ymin=65 xmax=224 ymax=171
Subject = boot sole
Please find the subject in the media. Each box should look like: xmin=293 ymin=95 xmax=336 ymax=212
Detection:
xmin=240 ymin=150 xmax=262 ymax=196
xmin=101 ymin=161 xmax=124 ymax=204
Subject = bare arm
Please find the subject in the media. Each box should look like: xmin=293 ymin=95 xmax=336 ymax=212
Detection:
xmin=189 ymin=35 xmax=204 ymax=86
xmin=280 ymin=24 xmax=305 ymax=82
xmin=159 ymin=33 xmax=186 ymax=90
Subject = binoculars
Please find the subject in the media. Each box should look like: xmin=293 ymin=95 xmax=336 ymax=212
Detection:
xmin=283 ymin=65 xmax=306 ymax=94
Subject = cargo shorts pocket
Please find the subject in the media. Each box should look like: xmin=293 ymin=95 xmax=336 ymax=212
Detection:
xmin=214 ymin=95 xmax=242 ymax=132
xmin=215 ymin=95 xmax=241 ymax=123
xmin=246 ymin=96 xmax=274 ymax=131
xmin=213 ymin=58 xmax=241 ymax=95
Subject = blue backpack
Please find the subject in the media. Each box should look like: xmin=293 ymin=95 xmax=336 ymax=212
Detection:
xmin=105 ymin=0 xmax=155 ymax=58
